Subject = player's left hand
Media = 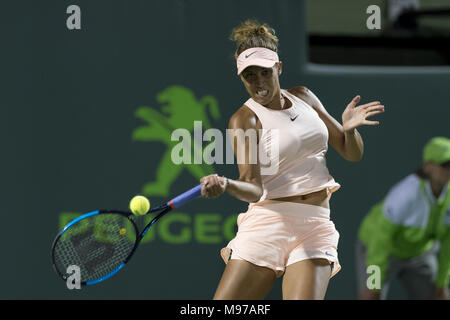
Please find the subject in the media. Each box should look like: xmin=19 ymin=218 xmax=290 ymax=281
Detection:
xmin=342 ymin=96 xmax=384 ymax=132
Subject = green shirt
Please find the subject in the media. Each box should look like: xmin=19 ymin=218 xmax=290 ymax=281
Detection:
xmin=358 ymin=174 xmax=450 ymax=288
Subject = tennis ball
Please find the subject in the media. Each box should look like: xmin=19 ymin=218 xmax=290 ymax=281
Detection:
xmin=129 ymin=195 xmax=150 ymax=216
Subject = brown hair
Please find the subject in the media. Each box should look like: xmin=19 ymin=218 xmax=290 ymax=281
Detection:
xmin=230 ymin=19 xmax=279 ymax=58
xmin=414 ymin=167 xmax=428 ymax=179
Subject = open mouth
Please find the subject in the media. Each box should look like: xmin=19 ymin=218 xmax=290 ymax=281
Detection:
xmin=256 ymin=89 xmax=269 ymax=98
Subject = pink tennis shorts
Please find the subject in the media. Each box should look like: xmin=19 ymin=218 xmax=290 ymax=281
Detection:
xmin=220 ymin=200 xmax=341 ymax=278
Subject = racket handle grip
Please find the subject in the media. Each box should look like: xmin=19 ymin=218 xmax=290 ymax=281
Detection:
xmin=168 ymin=184 xmax=202 ymax=209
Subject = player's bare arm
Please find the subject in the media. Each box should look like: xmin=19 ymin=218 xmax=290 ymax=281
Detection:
xmin=290 ymin=86 xmax=384 ymax=162
xmin=200 ymin=106 xmax=263 ymax=202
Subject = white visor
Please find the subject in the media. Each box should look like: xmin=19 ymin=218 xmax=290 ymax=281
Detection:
xmin=236 ymin=47 xmax=279 ymax=75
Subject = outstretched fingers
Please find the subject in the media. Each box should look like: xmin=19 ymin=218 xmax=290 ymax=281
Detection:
xmin=363 ymin=119 xmax=380 ymax=126
xmin=360 ymin=101 xmax=382 ymax=109
xmin=366 ymin=105 xmax=384 ymax=116
xmin=347 ymin=95 xmax=361 ymax=108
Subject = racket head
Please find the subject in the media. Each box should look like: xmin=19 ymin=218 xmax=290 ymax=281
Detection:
xmin=51 ymin=210 xmax=140 ymax=286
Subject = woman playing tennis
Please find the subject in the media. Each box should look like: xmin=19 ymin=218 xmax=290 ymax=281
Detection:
xmin=200 ymin=19 xmax=385 ymax=300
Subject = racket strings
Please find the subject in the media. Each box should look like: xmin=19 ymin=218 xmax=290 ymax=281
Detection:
xmin=53 ymin=213 xmax=138 ymax=283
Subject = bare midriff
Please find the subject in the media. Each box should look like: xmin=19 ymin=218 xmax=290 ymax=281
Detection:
xmin=271 ymin=188 xmax=330 ymax=209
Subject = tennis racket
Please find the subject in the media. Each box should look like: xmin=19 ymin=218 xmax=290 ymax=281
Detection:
xmin=51 ymin=184 xmax=202 ymax=286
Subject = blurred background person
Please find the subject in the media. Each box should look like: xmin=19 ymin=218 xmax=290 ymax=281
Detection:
xmin=356 ymin=136 xmax=450 ymax=300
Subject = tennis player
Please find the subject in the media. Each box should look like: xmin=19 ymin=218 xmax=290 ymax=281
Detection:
xmin=200 ymin=19 xmax=384 ymax=300
xmin=357 ymin=137 xmax=450 ymax=300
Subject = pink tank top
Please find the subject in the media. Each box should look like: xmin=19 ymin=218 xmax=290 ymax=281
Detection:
xmin=244 ymin=89 xmax=341 ymax=201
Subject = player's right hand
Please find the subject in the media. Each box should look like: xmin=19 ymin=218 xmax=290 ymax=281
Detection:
xmin=200 ymin=174 xmax=227 ymax=198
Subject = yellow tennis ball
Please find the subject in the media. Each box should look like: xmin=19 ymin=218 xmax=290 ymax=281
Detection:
xmin=119 ymin=228 xmax=126 ymax=235
xmin=129 ymin=195 xmax=150 ymax=216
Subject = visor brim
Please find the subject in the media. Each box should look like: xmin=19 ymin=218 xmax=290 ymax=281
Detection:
xmin=237 ymin=59 xmax=277 ymax=75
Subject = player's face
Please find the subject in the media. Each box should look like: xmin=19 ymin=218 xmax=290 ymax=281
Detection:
xmin=424 ymin=161 xmax=450 ymax=186
xmin=240 ymin=63 xmax=282 ymax=108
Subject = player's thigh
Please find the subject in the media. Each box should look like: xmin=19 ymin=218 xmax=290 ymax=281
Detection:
xmin=282 ymin=258 xmax=331 ymax=300
xmin=213 ymin=259 xmax=277 ymax=300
